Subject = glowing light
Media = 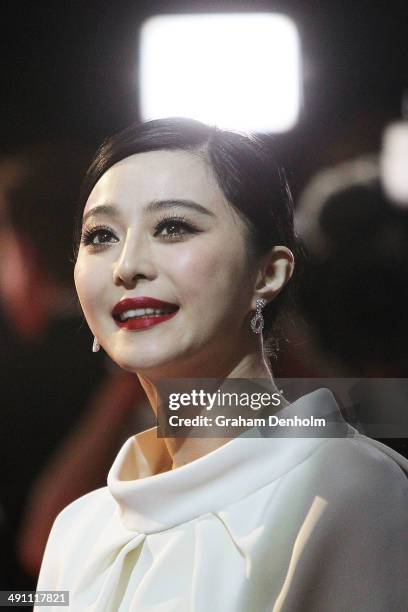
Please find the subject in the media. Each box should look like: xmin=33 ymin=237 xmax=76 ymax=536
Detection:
xmin=381 ymin=122 xmax=408 ymax=207
xmin=139 ymin=13 xmax=301 ymax=133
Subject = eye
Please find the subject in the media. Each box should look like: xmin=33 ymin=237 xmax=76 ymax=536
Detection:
xmin=81 ymin=225 xmax=118 ymax=247
xmin=154 ymin=216 xmax=200 ymax=240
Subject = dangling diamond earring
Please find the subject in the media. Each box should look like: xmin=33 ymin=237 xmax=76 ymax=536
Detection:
xmin=92 ymin=337 xmax=100 ymax=353
xmin=250 ymin=298 xmax=267 ymax=334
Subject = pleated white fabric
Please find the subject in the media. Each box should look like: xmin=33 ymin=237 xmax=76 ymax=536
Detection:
xmin=36 ymin=389 xmax=408 ymax=611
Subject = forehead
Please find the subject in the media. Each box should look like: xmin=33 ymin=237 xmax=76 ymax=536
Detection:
xmin=84 ymin=149 xmax=228 ymax=215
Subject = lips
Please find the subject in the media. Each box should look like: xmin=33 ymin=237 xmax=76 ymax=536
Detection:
xmin=112 ymin=296 xmax=179 ymax=331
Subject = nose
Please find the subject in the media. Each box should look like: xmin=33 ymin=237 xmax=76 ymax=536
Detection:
xmin=112 ymin=230 xmax=156 ymax=288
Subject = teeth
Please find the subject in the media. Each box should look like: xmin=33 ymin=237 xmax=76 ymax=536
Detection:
xmin=118 ymin=308 xmax=173 ymax=321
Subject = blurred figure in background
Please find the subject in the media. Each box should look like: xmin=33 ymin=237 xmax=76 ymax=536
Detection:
xmin=0 ymin=145 xmax=150 ymax=589
xmin=292 ymin=143 xmax=408 ymax=456
xmin=296 ymin=152 xmax=408 ymax=375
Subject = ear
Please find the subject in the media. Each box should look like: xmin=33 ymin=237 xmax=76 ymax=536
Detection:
xmin=251 ymin=246 xmax=294 ymax=309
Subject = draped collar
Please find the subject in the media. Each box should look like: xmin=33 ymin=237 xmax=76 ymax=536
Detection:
xmin=107 ymin=388 xmax=352 ymax=533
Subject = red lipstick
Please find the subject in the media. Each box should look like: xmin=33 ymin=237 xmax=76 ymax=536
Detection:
xmin=112 ymin=297 xmax=179 ymax=331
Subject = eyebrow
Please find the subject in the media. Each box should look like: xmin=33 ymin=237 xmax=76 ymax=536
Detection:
xmin=82 ymin=199 xmax=216 ymax=225
xmin=82 ymin=204 xmax=119 ymax=225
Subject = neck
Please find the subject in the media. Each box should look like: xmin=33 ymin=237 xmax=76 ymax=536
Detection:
xmin=136 ymin=342 xmax=283 ymax=470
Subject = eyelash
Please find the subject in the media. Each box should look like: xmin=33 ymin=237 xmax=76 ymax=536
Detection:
xmin=80 ymin=215 xmax=200 ymax=248
xmin=80 ymin=225 xmax=116 ymax=248
xmin=154 ymin=215 xmax=200 ymax=239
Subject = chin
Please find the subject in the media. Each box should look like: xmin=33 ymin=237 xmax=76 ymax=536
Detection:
xmin=111 ymin=345 xmax=182 ymax=376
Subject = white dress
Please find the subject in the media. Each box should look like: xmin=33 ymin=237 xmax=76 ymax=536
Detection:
xmin=35 ymin=389 xmax=408 ymax=611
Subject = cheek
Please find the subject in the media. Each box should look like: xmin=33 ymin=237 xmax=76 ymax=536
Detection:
xmin=164 ymin=243 xmax=223 ymax=299
xmin=74 ymin=257 xmax=106 ymax=318
xmin=177 ymin=245 xmax=218 ymax=279
xmin=166 ymin=238 xmax=251 ymax=313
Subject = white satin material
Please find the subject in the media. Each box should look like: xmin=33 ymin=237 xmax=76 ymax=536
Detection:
xmin=36 ymin=389 xmax=408 ymax=611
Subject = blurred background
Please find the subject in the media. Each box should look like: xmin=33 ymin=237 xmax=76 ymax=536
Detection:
xmin=1 ymin=0 xmax=408 ymax=596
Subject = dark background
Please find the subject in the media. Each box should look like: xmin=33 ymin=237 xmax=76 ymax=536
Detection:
xmin=1 ymin=0 xmax=407 ymax=198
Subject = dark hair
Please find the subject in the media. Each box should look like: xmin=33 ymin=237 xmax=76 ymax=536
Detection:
xmin=73 ymin=117 xmax=297 ymax=355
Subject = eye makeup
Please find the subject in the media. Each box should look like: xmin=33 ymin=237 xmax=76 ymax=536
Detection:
xmin=80 ymin=214 xmax=202 ymax=248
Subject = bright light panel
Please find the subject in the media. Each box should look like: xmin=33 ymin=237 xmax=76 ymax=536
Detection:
xmin=139 ymin=13 xmax=301 ymax=133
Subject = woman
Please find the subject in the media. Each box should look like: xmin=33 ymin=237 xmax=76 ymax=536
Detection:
xmin=36 ymin=118 xmax=408 ymax=611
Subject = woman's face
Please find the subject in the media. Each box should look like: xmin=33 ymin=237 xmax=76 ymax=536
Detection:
xmin=74 ymin=149 xmax=258 ymax=376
